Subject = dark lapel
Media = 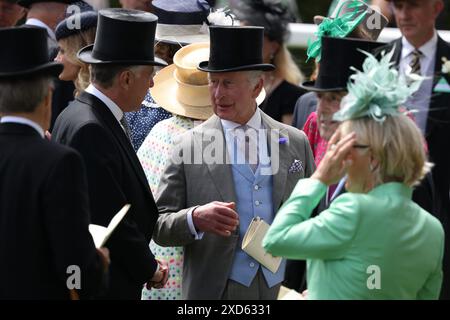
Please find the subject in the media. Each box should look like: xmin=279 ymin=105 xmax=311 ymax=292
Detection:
xmin=0 ymin=122 xmax=42 ymax=138
xmin=391 ymin=38 xmax=403 ymax=66
xmin=77 ymin=92 xmax=151 ymax=193
xmin=426 ymin=35 xmax=450 ymax=137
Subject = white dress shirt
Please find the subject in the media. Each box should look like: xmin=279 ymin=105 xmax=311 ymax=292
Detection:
xmin=0 ymin=116 xmax=45 ymax=138
xmin=399 ymin=32 xmax=438 ymax=134
xmin=85 ymin=84 xmax=128 ymax=134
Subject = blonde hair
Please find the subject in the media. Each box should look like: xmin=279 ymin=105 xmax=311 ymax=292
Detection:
xmin=59 ymin=27 xmax=96 ymax=95
xmin=273 ymin=45 xmax=304 ymax=85
xmin=340 ymin=114 xmax=432 ymax=187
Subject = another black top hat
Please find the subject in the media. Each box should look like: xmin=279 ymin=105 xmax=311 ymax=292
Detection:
xmin=17 ymin=0 xmax=78 ymax=8
xmin=198 ymin=26 xmax=275 ymax=73
xmin=0 ymin=27 xmax=63 ymax=79
xmin=301 ymin=36 xmax=385 ymax=92
xmin=77 ymin=9 xmax=167 ymax=67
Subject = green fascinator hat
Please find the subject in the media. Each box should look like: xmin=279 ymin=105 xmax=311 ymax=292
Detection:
xmin=333 ymin=48 xmax=424 ymax=123
xmin=307 ymin=0 xmax=388 ymax=62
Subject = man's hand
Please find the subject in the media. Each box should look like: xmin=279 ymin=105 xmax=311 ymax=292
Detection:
xmin=146 ymin=259 xmax=169 ymax=290
xmin=192 ymin=201 xmax=239 ymax=237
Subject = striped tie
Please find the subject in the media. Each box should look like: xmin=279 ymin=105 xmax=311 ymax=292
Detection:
xmin=410 ymin=49 xmax=423 ymax=75
xmin=120 ymin=116 xmax=132 ymax=142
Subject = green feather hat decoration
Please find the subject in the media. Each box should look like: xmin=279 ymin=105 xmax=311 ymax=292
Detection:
xmin=333 ymin=47 xmax=425 ymax=123
xmin=306 ymin=0 xmax=368 ymax=62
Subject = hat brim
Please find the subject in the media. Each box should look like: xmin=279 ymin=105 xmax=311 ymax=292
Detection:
xmin=150 ymin=64 xmax=213 ymax=120
xmin=197 ymin=61 xmax=275 ymax=73
xmin=300 ymin=80 xmax=347 ymax=92
xmin=77 ymin=44 xmax=168 ymax=67
xmin=151 ymin=64 xmax=266 ymax=120
xmin=18 ymin=0 xmax=78 ymax=9
xmin=0 ymin=62 xmax=63 ymax=79
xmin=156 ymin=34 xmax=210 ymax=46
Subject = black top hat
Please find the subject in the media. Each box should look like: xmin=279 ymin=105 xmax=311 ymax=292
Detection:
xmin=301 ymin=36 xmax=385 ymax=92
xmin=0 ymin=27 xmax=63 ymax=79
xmin=17 ymin=0 xmax=78 ymax=9
xmin=198 ymin=26 xmax=275 ymax=73
xmin=77 ymin=9 xmax=167 ymax=67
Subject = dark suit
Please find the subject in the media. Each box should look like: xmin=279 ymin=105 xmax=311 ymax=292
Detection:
xmin=0 ymin=123 xmax=105 ymax=299
xmin=292 ymin=91 xmax=318 ymax=130
xmin=376 ymin=36 xmax=450 ymax=299
xmin=52 ymin=91 xmax=159 ymax=299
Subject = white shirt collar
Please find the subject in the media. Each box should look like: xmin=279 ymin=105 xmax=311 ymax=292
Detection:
xmin=220 ymin=107 xmax=263 ymax=132
xmin=0 ymin=116 xmax=45 ymax=138
xmin=85 ymin=84 xmax=124 ymax=123
xmin=26 ymin=18 xmax=56 ymax=42
xmin=401 ymin=31 xmax=438 ymax=60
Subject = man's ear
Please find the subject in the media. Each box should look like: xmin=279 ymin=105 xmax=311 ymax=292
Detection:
xmin=252 ymin=77 xmax=264 ymax=99
xmin=434 ymin=0 xmax=445 ymax=18
xmin=118 ymin=69 xmax=133 ymax=90
xmin=41 ymin=86 xmax=53 ymax=132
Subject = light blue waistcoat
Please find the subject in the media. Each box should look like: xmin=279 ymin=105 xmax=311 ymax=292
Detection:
xmin=228 ymin=137 xmax=285 ymax=288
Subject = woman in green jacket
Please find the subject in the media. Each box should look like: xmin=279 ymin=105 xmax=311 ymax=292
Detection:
xmin=263 ymin=50 xmax=445 ymax=300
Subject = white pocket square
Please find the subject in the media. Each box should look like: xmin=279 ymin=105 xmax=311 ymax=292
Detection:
xmin=288 ymin=159 xmax=304 ymax=173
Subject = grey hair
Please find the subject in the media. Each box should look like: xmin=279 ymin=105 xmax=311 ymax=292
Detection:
xmin=0 ymin=76 xmax=53 ymax=113
xmin=247 ymin=70 xmax=263 ymax=87
xmin=90 ymin=65 xmax=146 ymax=89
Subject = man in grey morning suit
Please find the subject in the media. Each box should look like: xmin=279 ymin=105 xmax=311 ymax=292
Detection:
xmin=153 ymin=25 xmax=315 ymax=300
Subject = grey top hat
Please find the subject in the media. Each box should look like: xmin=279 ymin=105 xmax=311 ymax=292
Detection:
xmin=77 ymin=9 xmax=167 ymax=67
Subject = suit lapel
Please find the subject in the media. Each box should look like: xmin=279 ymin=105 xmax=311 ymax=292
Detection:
xmin=78 ymin=92 xmax=152 ymax=193
xmin=426 ymin=36 xmax=450 ymax=137
xmin=260 ymin=112 xmax=292 ymax=210
xmin=197 ymin=116 xmax=236 ymax=203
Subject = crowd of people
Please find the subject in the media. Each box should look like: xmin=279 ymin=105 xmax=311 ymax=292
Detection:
xmin=0 ymin=0 xmax=449 ymax=300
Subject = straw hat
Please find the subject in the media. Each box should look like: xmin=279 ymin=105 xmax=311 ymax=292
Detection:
xmin=150 ymin=42 xmax=265 ymax=120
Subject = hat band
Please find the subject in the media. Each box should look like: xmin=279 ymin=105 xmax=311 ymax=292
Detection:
xmin=156 ymin=24 xmax=207 ymax=39
xmin=174 ymin=70 xmax=211 ymax=107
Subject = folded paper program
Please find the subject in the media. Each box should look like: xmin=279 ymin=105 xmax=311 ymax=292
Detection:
xmin=242 ymin=217 xmax=282 ymax=273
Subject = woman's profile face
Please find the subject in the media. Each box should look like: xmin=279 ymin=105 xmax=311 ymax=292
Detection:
xmin=340 ymin=126 xmax=374 ymax=193
xmin=55 ymin=42 xmax=81 ymax=82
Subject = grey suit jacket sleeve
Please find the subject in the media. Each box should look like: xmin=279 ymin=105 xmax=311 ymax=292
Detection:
xmin=153 ymin=138 xmax=198 ymax=247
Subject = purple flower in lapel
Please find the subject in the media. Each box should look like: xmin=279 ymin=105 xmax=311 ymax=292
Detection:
xmin=279 ymin=137 xmax=288 ymax=144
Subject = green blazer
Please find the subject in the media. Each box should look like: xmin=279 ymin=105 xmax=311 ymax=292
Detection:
xmin=263 ymin=178 xmax=444 ymax=299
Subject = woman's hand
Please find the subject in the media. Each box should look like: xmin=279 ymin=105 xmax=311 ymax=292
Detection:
xmin=311 ymin=130 xmax=356 ymax=186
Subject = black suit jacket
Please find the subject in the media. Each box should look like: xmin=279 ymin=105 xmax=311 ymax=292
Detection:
xmin=0 ymin=123 xmax=105 ymax=299
xmin=376 ymin=36 xmax=450 ymax=299
xmin=52 ymin=92 xmax=159 ymax=299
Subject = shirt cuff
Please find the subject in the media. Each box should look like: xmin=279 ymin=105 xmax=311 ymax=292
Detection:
xmin=187 ymin=206 xmax=204 ymax=240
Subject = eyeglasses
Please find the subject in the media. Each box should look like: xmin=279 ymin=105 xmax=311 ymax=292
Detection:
xmin=353 ymin=144 xmax=370 ymax=149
